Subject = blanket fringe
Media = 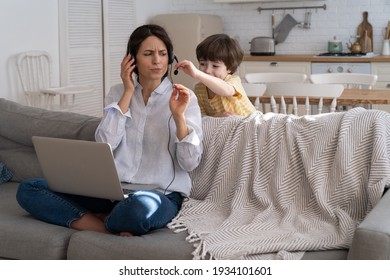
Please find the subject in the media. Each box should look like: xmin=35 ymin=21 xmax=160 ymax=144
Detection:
xmin=185 ymin=230 xmax=201 ymax=243
xmin=168 ymin=221 xmax=211 ymax=259
xmin=168 ymin=218 xmax=211 ymax=259
xmin=167 ymin=219 xmax=188 ymax=233
xmin=191 ymin=240 xmax=212 ymax=260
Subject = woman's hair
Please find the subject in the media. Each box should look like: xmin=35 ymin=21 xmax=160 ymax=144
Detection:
xmin=127 ymin=24 xmax=174 ymax=76
xmin=196 ymin=34 xmax=244 ymax=74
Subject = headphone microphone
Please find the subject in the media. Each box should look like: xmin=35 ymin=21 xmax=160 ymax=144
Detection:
xmin=173 ymin=55 xmax=179 ymax=75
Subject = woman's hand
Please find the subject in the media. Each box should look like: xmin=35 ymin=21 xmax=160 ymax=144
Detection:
xmin=117 ymin=54 xmax=136 ymax=113
xmin=170 ymin=84 xmax=190 ymax=141
xmin=120 ymin=54 xmax=136 ymax=94
xmin=170 ymin=84 xmax=190 ymax=117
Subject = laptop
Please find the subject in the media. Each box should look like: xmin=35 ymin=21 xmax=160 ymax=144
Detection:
xmin=32 ymin=136 xmax=158 ymax=201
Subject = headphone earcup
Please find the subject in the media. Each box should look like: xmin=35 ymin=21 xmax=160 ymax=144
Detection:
xmin=169 ymin=52 xmax=178 ymax=65
xmin=170 ymin=54 xmax=179 ymax=75
xmin=169 ymin=53 xmax=174 ymax=64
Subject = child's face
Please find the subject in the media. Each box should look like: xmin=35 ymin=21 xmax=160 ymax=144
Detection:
xmin=198 ymin=60 xmax=230 ymax=80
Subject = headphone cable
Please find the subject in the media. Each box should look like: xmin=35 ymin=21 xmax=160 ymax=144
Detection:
xmin=164 ymin=114 xmax=176 ymax=195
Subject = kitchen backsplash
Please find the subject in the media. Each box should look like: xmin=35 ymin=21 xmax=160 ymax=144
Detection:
xmin=170 ymin=0 xmax=390 ymax=55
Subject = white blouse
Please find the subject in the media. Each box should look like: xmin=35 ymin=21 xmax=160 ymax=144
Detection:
xmin=95 ymin=78 xmax=203 ymax=197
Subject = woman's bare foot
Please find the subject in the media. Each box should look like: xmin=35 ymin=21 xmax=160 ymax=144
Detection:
xmin=70 ymin=213 xmax=110 ymax=234
xmin=95 ymin=213 xmax=108 ymax=222
xmin=71 ymin=213 xmax=134 ymax=236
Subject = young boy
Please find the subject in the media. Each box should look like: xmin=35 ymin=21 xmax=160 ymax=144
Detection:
xmin=176 ymin=34 xmax=256 ymax=117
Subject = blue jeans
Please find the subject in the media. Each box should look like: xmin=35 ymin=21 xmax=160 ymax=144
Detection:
xmin=16 ymin=178 xmax=183 ymax=235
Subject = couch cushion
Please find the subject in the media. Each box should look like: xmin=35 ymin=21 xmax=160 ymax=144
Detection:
xmin=301 ymin=250 xmax=348 ymax=260
xmin=67 ymin=228 xmax=348 ymax=260
xmin=0 ymin=98 xmax=100 ymax=146
xmin=0 ymin=99 xmax=100 ymax=182
xmin=0 ymin=135 xmax=43 ymax=182
xmin=348 ymin=190 xmax=390 ymax=259
xmin=0 ymin=162 xmax=13 ymax=184
xmin=67 ymin=228 xmax=194 ymax=260
xmin=0 ymin=183 xmax=76 ymax=259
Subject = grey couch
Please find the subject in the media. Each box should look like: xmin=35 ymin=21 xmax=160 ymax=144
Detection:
xmin=0 ymin=98 xmax=389 ymax=260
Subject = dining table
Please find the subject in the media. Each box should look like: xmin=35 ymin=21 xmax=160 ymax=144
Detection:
xmin=258 ymin=88 xmax=390 ymax=106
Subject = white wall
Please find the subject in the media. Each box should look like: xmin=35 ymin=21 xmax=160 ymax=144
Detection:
xmin=135 ymin=0 xmax=170 ymax=25
xmin=0 ymin=0 xmax=59 ymax=104
xmin=1 ymin=0 xmax=390 ymax=104
xmin=169 ymin=0 xmax=390 ymax=55
xmin=0 ymin=0 xmax=169 ymax=104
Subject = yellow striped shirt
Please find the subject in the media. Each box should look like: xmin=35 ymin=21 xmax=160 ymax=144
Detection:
xmin=194 ymin=74 xmax=256 ymax=117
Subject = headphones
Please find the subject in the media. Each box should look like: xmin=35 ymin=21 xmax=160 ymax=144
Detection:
xmin=167 ymin=51 xmax=179 ymax=75
xmin=127 ymin=44 xmax=179 ymax=75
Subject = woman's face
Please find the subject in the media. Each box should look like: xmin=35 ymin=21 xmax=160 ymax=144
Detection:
xmin=135 ymin=35 xmax=169 ymax=82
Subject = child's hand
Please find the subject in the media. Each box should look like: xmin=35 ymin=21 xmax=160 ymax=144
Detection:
xmin=175 ymin=60 xmax=200 ymax=79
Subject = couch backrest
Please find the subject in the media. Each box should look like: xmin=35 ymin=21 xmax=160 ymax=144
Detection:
xmin=0 ymin=98 xmax=101 ymax=182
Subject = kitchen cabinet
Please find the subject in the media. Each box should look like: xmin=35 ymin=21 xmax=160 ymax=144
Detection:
xmin=238 ymin=61 xmax=311 ymax=82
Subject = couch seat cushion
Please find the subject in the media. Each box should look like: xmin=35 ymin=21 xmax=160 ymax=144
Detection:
xmin=0 ymin=183 xmax=75 ymax=259
xmin=67 ymin=228 xmax=194 ymax=260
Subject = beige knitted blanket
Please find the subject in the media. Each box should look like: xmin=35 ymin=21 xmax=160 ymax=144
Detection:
xmin=168 ymin=108 xmax=390 ymax=260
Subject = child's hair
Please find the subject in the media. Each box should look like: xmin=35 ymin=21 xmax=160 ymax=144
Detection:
xmin=196 ymin=34 xmax=244 ymax=74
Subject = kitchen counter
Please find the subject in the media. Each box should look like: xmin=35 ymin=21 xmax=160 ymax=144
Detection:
xmin=243 ymin=54 xmax=390 ymax=63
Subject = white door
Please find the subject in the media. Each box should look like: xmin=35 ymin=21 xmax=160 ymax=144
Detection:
xmin=59 ymin=0 xmax=136 ymax=117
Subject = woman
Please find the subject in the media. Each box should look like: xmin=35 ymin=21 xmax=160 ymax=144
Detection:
xmin=16 ymin=24 xmax=203 ymax=236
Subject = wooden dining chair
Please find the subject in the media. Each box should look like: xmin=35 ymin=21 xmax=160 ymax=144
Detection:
xmin=309 ymin=73 xmax=378 ymax=89
xmin=16 ymin=51 xmax=92 ymax=110
xmin=245 ymin=72 xmax=308 ymax=84
xmin=310 ymin=73 xmax=378 ymax=110
xmin=16 ymin=51 xmax=52 ymax=108
xmin=245 ymin=72 xmax=308 ymax=113
xmin=242 ymin=82 xmax=267 ymax=110
xmin=263 ymin=82 xmax=344 ymax=115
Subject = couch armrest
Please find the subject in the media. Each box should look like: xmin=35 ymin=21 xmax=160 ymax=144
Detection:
xmin=348 ymin=189 xmax=390 ymax=259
